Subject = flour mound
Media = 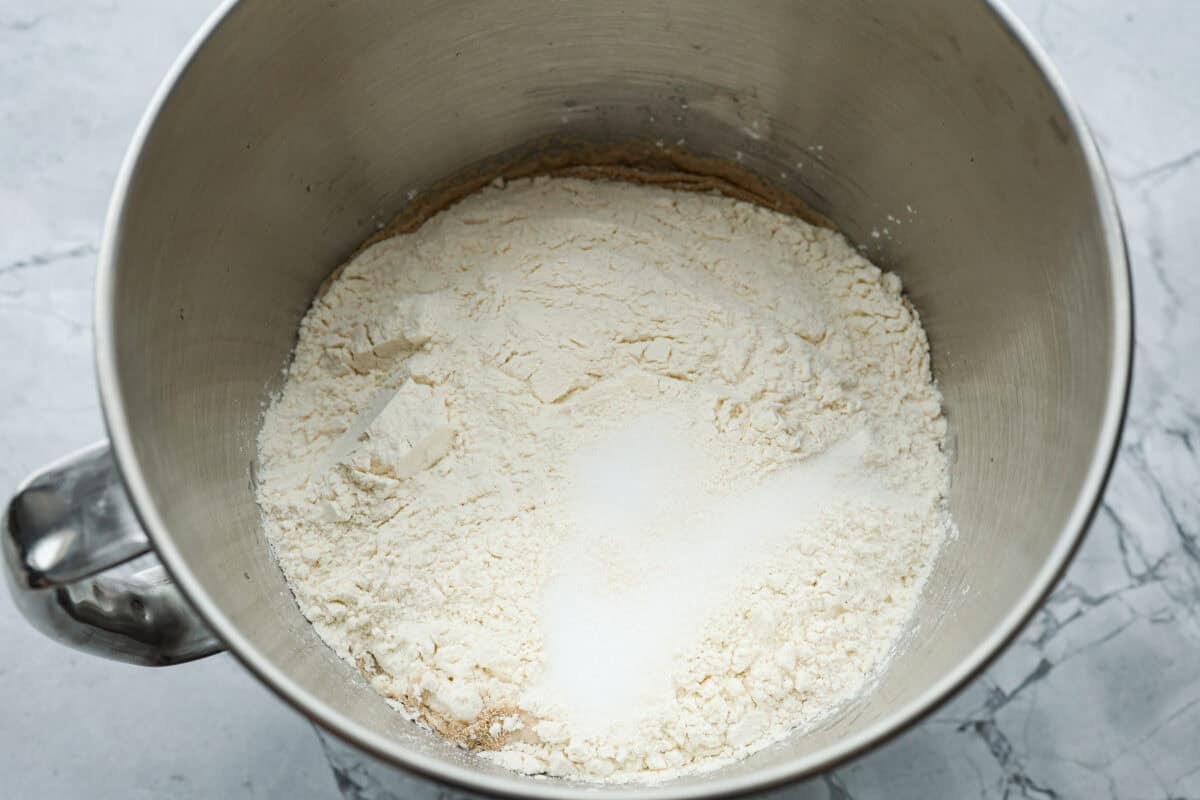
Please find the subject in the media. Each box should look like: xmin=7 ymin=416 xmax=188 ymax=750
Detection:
xmin=256 ymin=176 xmax=949 ymax=783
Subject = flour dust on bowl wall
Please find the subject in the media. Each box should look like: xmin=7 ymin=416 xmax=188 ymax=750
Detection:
xmin=255 ymin=171 xmax=954 ymax=783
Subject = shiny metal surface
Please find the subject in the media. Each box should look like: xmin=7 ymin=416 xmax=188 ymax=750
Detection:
xmin=0 ymin=0 xmax=1129 ymax=796
xmin=3 ymin=442 xmax=222 ymax=665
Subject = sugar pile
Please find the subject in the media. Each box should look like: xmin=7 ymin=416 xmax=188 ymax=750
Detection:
xmin=535 ymin=420 xmax=907 ymax=736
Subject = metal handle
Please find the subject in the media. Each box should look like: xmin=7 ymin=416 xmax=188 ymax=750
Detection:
xmin=2 ymin=442 xmax=223 ymax=666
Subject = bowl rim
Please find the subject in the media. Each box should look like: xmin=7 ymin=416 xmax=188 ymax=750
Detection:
xmin=94 ymin=1 xmax=1133 ymax=797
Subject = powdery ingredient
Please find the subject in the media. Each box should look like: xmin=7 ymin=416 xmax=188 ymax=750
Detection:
xmin=255 ymin=176 xmax=950 ymax=782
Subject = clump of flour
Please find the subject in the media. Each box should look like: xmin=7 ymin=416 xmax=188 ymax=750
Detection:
xmin=255 ymin=176 xmax=950 ymax=782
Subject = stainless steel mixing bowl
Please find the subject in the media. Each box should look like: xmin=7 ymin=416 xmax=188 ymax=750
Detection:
xmin=4 ymin=1 xmax=1130 ymax=797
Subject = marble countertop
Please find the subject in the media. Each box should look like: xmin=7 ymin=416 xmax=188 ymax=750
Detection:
xmin=2 ymin=1 xmax=1196 ymax=798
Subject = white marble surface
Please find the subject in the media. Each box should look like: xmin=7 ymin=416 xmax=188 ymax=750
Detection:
xmin=2 ymin=1 xmax=1197 ymax=798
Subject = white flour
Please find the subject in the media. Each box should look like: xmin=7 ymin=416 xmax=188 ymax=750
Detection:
xmin=256 ymin=176 xmax=950 ymax=782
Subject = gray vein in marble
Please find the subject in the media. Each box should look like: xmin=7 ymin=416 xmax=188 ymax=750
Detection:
xmin=0 ymin=242 xmax=96 ymax=276
xmin=1121 ymin=148 xmax=1200 ymax=185
xmin=821 ymin=774 xmax=855 ymax=800
xmin=2 ymin=14 xmax=45 ymax=32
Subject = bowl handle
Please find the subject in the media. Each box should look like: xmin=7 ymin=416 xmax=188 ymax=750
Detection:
xmin=2 ymin=442 xmax=223 ymax=666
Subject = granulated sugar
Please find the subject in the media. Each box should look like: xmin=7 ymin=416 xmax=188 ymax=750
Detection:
xmin=535 ymin=422 xmax=905 ymax=733
xmin=255 ymin=176 xmax=950 ymax=782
